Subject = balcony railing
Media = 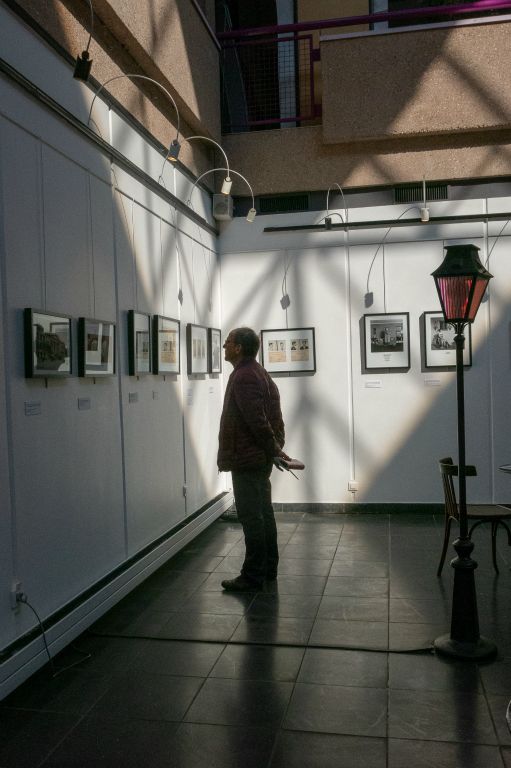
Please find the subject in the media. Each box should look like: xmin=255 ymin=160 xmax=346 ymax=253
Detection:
xmin=219 ymin=0 xmax=511 ymax=133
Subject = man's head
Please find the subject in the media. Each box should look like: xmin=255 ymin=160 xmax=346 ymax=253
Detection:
xmin=223 ymin=327 xmax=260 ymax=365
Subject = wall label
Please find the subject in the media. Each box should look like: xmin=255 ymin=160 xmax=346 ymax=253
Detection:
xmin=24 ymin=401 xmax=41 ymax=416
xmin=365 ymin=380 xmax=382 ymax=389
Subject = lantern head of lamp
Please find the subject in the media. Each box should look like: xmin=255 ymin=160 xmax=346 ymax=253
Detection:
xmin=432 ymin=244 xmax=492 ymax=325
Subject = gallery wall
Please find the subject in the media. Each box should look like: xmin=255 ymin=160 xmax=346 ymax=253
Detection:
xmin=0 ymin=5 xmax=229 ymax=696
xmin=219 ymin=201 xmax=511 ymax=508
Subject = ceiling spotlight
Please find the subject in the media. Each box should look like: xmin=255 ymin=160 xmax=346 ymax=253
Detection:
xmin=246 ymin=207 xmax=256 ymax=223
xmin=167 ymin=139 xmax=181 ymax=163
xmin=325 ymin=216 xmax=332 ymax=230
xmin=221 ymin=176 xmax=232 ymax=195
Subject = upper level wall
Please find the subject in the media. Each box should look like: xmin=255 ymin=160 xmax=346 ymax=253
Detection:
xmin=223 ymin=17 xmax=511 ymax=193
xmin=321 ymin=20 xmax=511 ymax=144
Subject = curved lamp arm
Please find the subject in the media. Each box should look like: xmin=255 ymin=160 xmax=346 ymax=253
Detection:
xmin=87 ymin=73 xmax=180 ymax=142
xmin=187 ymin=167 xmax=256 ymax=222
xmin=326 ymin=182 xmax=349 ymax=228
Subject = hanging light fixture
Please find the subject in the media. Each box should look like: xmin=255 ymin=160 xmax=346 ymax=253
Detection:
xmin=187 ymin=167 xmax=256 ymax=223
xmin=73 ymin=0 xmax=94 ymax=81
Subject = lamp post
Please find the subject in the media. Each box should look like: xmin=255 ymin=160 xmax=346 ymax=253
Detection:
xmin=432 ymin=243 xmax=496 ymax=660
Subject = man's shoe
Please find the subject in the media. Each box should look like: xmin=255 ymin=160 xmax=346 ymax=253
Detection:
xmin=221 ymin=576 xmax=262 ymax=592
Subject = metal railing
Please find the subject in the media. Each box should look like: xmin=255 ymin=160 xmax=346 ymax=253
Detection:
xmin=219 ymin=1 xmax=511 ymax=133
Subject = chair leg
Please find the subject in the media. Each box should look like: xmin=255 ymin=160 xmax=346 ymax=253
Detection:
xmin=437 ymin=518 xmax=452 ymax=576
xmin=491 ymin=521 xmax=500 ymax=575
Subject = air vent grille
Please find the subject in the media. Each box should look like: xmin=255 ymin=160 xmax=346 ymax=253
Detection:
xmin=259 ymin=194 xmax=309 ymax=214
xmin=394 ymin=183 xmax=448 ymax=204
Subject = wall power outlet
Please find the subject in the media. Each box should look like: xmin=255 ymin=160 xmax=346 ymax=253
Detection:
xmin=348 ymin=481 xmax=359 ymax=492
xmin=10 ymin=581 xmax=23 ymax=611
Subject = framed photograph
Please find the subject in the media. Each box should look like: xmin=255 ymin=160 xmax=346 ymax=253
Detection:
xmin=152 ymin=315 xmax=180 ymax=374
xmin=260 ymin=327 xmax=316 ymax=374
xmin=423 ymin=311 xmax=472 ymax=368
xmin=128 ymin=310 xmax=151 ymax=375
xmin=186 ymin=323 xmax=208 ymax=374
xmin=78 ymin=318 xmax=115 ymax=376
xmin=24 ymin=308 xmax=72 ymax=377
xmin=208 ymin=328 xmax=222 ymax=374
xmin=364 ymin=312 xmax=410 ymax=370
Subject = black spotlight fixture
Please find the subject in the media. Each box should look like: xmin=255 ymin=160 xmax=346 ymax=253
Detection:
xmin=73 ymin=0 xmax=94 ymax=81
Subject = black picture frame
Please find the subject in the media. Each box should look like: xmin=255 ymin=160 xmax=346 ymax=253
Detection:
xmin=260 ymin=327 xmax=316 ymax=374
xmin=423 ymin=311 xmax=472 ymax=369
xmin=24 ymin=308 xmax=72 ymax=377
xmin=128 ymin=310 xmax=151 ymax=375
xmin=363 ymin=312 xmax=410 ymax=370
xmin=78 ymin=318 xmax=116 ymax=376
xmin=152 ymin=315 xmax=180 ymax=375
xmin=186 ymin=323 xmax=208 ymax=375
xmin=208 ymin=328 xmax=222 ymax=374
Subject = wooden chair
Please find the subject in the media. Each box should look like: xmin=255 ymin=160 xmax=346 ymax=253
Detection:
xmin=437 ymin=457 xmax=511 ymax=575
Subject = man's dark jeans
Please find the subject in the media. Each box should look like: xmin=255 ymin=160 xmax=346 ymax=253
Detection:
xmin=231 ymin=462 xmax=278 ymax=586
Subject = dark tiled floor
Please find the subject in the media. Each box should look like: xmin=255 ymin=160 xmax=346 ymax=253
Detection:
xmin=2 ymin=510 xmax=511 ymax=767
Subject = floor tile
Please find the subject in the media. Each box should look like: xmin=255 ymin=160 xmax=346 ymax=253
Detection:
xmin=480 ymin=657 xmax=511 ymax=695
xmin=487 ymin=694 xmax=511 ymax=745
xmin=184 ymin=678 xmax=293 ymax=726
xmin=298 ymin=648 xmax=388 ymax=688
xmin=324 ymin=577 xmax=389 ymax=597
xmin=281 ymin=544 xmax=337 ymax=559
xmin=1 ymin=668 xmax=112 ymax=715
xmin=388 ymin=739 xmax=506 ymax=768
xmin=329 ymin=560 xmax=389 ymax=578
xmin=174 ymin=590 xmax=254 ymax=615
xmin=388 ymin=622 xmax=445 ymax=651
xmin=263 ymin=575 xmax=327 ymax=595
xmin=309 ymin=618 xmax=388 ymax=650
xmin=284 ymin=683 xmax=387 ymax=737
xmin=273 ymin=558 xmax=333 ymax=576
xmin=389 ymin=652 xmax=481 ymax=692
xmin=317 ymin=595 xmax=388 ymax=622
xmin=90 ymin=671 xmax=204 ymax=722
xmin=130 ymin=639 xmax=224 ymax=676
xmin=246 ymin=593 xmax=322 ymax=618
xmin=388 ymin=688 xmax=498 ymax=743
xmin=390 ymin=597 xmax=451 ymax=624
xmin=210 ymin=644 xmax=304 ymax=681
xmin=231 ymin=615 xmax=314 ymax=645
xmin=52 ymin=635 xmax=149 ymax=676
xmin=503 ymin=747 xmax=511 ymax=767
xmin=169 ymin=723 xmax=276 ymax=768
xmin=40 ymin=715 xmax=180 ymax=767
xmin=0 ymin=709 xmax=80 ymax=768
xmin=157 ymin=612 xmax=242 ymax=642
xmin=270 ymin=731 xmax=386 ymax=768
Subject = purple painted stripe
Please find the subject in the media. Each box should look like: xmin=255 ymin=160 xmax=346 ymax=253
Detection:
xmin=218 ymin=0 xmax=511 ymax=41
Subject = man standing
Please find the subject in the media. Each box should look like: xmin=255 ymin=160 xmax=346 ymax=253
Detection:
xmin=218 ymin=327 xmax=287 ymax=591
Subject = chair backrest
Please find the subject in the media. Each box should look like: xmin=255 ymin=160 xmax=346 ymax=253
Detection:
xmin=439 ymin=457 xmax=478 ymax=522
xmin=439 ymin=457 xmax=459 ymax=522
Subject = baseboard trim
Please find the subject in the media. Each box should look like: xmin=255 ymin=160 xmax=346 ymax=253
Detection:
xmin=275 ymin=503 xmax=444 ymax=514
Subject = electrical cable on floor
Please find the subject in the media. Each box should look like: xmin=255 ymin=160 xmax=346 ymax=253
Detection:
xmin=16 ymin=594 xmax=92 ymax=677
xmin=86 ymin=627 xmax=435 ymax=655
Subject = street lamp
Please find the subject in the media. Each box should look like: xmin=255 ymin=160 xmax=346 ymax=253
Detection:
xmin=432 ymin=243 xmax=495 ymax=660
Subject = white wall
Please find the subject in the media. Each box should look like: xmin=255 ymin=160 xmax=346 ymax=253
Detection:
xmin=0 ymin=5 xmax=228 ymax=696
xmin=219 ymin=201 xmax=511 ymax=506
